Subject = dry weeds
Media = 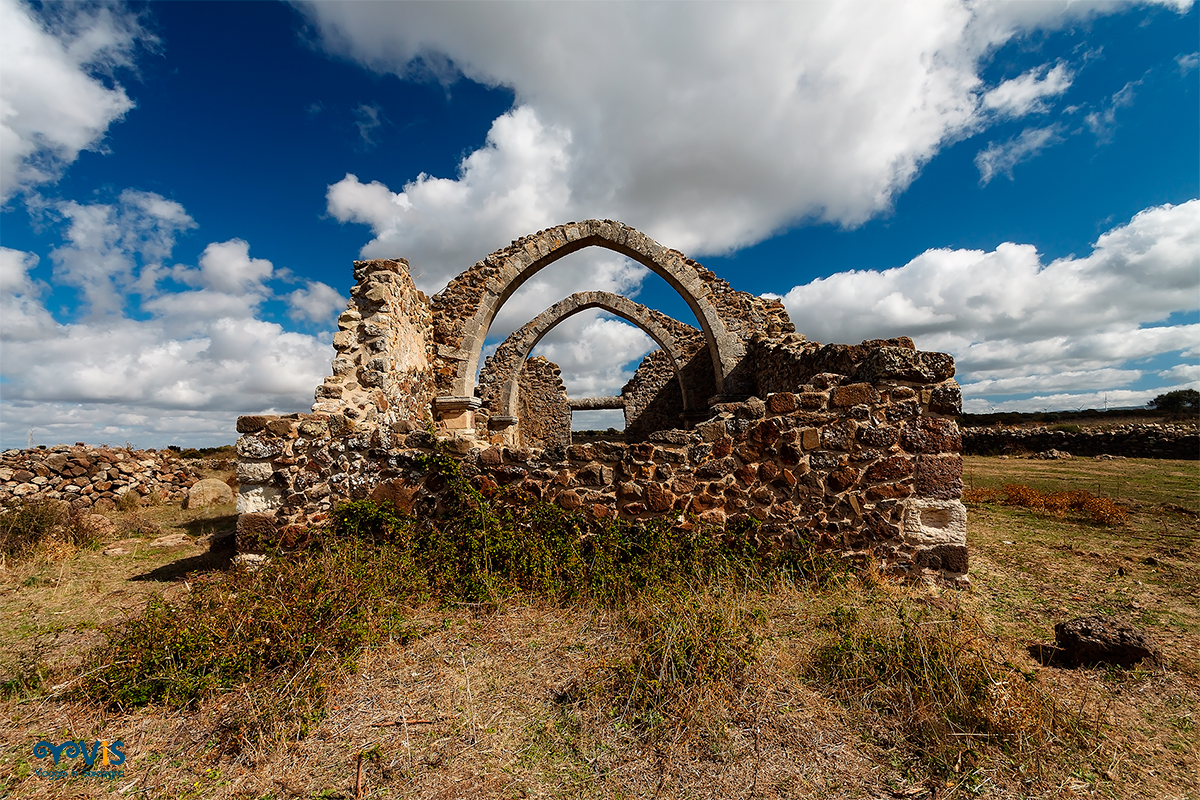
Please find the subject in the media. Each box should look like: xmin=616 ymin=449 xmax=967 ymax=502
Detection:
xmin=1 ymin=456 xmax=1197 ymax=799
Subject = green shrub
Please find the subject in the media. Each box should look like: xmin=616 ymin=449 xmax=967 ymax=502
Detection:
xmin=82 ymin=537 xmax=420 ymax=741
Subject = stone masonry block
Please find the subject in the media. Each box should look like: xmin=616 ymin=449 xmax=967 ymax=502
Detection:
xmin=831 ymin=383 xmax=880 ymax=407
xmin=914 ymin=455 xmax=963 ymax=499
xmin=901 ymin=499 xmax=967 ymax=546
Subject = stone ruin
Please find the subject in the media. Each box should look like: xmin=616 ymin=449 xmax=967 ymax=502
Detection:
xmin=235 ymin=220 xmax=968 ymax=583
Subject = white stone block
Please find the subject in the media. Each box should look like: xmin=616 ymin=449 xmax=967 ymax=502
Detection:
xmin=237 ymin=484 xmax=283 ymax=514
xmin=902 ymin=499 xmax=967 ymax=546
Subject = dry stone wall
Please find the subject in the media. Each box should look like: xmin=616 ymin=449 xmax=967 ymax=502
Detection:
xmin=0 ymin=445 xmax=201 ymax=510
xmin=963 ymin=424 xmax=1198 ymax=459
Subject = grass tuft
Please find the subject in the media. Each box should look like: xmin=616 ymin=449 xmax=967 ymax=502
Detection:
xmin=0 ymin=498 xmax=103 ymax=564
xmin=808 ymin=585 xmax=1081 ymax=777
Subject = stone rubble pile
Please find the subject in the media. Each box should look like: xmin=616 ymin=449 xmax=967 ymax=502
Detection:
xmin=0 ymin=445 xmax=202 ymax=510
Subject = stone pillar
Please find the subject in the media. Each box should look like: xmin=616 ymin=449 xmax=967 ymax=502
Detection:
xmin=433 ymin=396 xmax=481 ymax=434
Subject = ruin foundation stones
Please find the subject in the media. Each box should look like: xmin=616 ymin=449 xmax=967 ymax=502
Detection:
xmin=236 ymin=220 xmax=968 ymax=584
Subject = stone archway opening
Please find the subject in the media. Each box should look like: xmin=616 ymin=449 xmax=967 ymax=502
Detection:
xmin=427 ymin=221 xmax=754 ymax=432
xmin=474 ymin=290 xmax=713 ymax=446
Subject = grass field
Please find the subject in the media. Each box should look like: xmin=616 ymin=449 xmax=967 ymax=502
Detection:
xmin=0 ymin=455 xmax=1196 ymax=799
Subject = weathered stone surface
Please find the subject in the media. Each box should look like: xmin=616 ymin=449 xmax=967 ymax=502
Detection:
xmin=929 ymin=382 xmax=962 ymax=415
xmin=865 ymin=456 xmax=913 ymax=482
xmin=901 ymin=418 xmax=962 ymax=454
xmin=237 ymin=460 xmax=274 ymax=484
xmin=149 ymin=533 xmax=193 ymax=548
xmin=238 ymin=484 xmax=283 ymax=514
xmin=901 ymin=499 xmax=967 ymax=546
xmin=184 ymin=478 xmax=234 ymax=509
xmin=767 ymin=392 xmax=797 ymax=414
xmin=1053 ymin=616 xmax=1157 ymax=667
xmin=914 ymin=455 xmax=963 ymax=499
xmin=831 ymin=383 xmax=880 ymax=407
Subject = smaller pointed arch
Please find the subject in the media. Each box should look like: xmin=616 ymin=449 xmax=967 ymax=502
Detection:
xmin=477 ymin=291 xmax=707 ymax=420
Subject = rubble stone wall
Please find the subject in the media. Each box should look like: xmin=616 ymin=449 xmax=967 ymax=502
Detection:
xmin=516 ymin=357 xmax=572 ymax=450
xmin=0 ymin=445 xmax=200 ymax=510
xmin=236 ymin=356 xmax=966 ymax=582
xmin=963 ymin=424 xmax=1198 ymax=459
xmin=312 ymin=258 xmax=435 ymax=427
xmin=235 ymin=219 xmax=966 ymax=582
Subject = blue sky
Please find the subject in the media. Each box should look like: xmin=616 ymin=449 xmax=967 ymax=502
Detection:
xmin=1 ymin=0 xmax=1197 ymax=448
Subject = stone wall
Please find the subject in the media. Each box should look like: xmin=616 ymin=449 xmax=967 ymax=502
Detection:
xmin=236 ymin=369 xmax=966 ymax=583
xmin=516 ymin=356 xmax=572 ymax=450
xmin=235 ymin=219 xmax=966 ymax=583
xmin=963 ymin=424 xmax=1198 ymax=459
xmin=0 ymin=445 xmax=201 ymax=510
xmin=313 ymin=258 xmax=435 ymax=427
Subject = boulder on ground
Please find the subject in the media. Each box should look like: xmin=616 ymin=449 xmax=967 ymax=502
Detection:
xmin=184 ymin=478 xmax=234 ymax=509
xmin=1053 ymin=615 xmax=1157 ymax=667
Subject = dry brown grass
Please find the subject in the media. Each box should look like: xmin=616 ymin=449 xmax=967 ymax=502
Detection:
xmin=1 ymin=456 xmax=1197 ymax=799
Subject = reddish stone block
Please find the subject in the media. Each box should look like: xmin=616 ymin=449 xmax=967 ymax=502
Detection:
xmin=645 ymin=484 xmax=675 ymax=512
xmin=831 ymin=383 xmax=880 ymax=407
xmin=798 ymin=393 xmax=827 ymax=410
xmin=827 ymin=465 xmax=860 ymax=493
xmin=864 ymin=455 xmax=914 ymax=482
xmin=767 ymin=392 xmax=798 ymax=414
xmin=914 ymin=455 xmax=963 ymax=499
xmin=866 ymin=482 xmax=913 ymax=501
xmin=901 ymin=418 xmax=962 ymax=454
xmin=671 ymin=474 xmax=697 ymax=493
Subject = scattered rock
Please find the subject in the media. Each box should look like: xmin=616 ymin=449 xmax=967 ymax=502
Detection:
xmin=233 ymin=553 xmax=268 ymax=570
xmin=197 ymin=529 xmax=236 ymax=552
xmin=1043 ymin=615 xmax=1158 ymax=667
xmin=1032 ymin=449 xmax=1072 ymax=460
xmin=78 ymin=513 xmax=117 ymax=539
xmin=102 ymin=545 xmax=130 ymax=557
xmin=184 ymin=478 xmax=234 ymax=509
xmin=149 ymin=533 xmax=193 ymax=548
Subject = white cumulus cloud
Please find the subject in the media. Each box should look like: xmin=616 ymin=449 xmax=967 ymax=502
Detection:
xmin=981 ymin=62 xmax=1073 ymax=117
xmin=0 ymin=192 xmax=340 ymax=449
xmin=305 ymin=0 xmax=1191 ymax=283
xmin=777 ymin=200 xmax=1200 ymax=409
xmin=0 ymin=0 xmax=149 ymax=201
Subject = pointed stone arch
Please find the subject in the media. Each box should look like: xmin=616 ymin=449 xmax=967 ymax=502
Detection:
xmin=477 ymin=291 xmax=708 ymax=421
xmin=430 ymin=220 xmax=744 ymax=403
